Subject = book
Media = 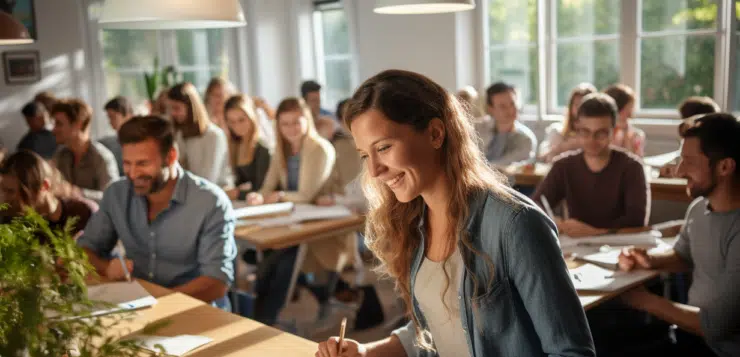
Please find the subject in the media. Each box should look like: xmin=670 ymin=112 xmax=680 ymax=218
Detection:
xmin=570 ymin=263 xmax=656 ymax=292
xmin=236 ymin=204 xmax=353 ymax=228
xmin=232 ymin=201 xmax=294 ymax=219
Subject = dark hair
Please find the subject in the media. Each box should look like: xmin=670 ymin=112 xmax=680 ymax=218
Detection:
xmin=104 ymin=96 xmax=133 ymax=116
xmin=300 ymin=80 xmax=321 ymax=98
xmin=335 ymin=98 xmax=350 ymax=121
xmin=678 ymin=96 xmax=719 ymax=119
xmin=51 ymin=99 xmax=93 ymax=131
xmin=564 ymin=83 xmax=598 ymax=135
xmin=34 ymin=91 xmax=57 ymax=113
xmin=0 ymin=150 xmax=50 ymax=205
xmin=21 ymin=101 xmax=44 ymax=119
xmin=577 ymin=93 xmax=618 ymax=127
xmin=681 ymin=113 xmax=740 ymax=177
xmin=485 ymin=82 xmax=516 ymax=107
xmin=117 ymin=115 xmax=175 ymax=159
xmin=603 ymin=84 xmax=635 ymax=112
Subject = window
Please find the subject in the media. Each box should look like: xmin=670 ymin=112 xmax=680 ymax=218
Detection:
xmin=639 ymin=0 xmax=718 ymax=109
xmin=313 ymin=2 xmax=354 ymax=112
xmin=484 ymin=0 xmax=735 ymax=117
xmin=733 ymin=0 xmax=740 ymax=111
xmin=101 ymin=28 xmax=231 ymax=106
xmin=486 ymin=0 xmax=538 ymax=108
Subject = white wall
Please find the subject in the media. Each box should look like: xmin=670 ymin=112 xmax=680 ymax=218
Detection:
xmin=0 ymin=0 xmax=92 ymax=151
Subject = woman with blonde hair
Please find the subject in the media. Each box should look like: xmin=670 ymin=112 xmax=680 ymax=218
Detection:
xmin=539 ymin=83 xmax=597 ymax=162
xmin=223 ymin=94 xmax=272 ymax=200
xmin=316 ymin=70 xmax=594 ymax=357
xmin=167 ymin=82 xmax=232 ymax=187
xmin=204 ymin=77 xmax=236 ymax=132
xmin=246 ymin=97 xmax=348 ymax=326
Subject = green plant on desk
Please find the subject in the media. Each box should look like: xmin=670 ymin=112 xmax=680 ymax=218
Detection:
xmin=0 ymin=206 xmax=163 ymax=356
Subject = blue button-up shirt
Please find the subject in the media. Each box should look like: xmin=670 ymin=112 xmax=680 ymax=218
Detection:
xmin=77 ymin=166 xmax=237 ymax=290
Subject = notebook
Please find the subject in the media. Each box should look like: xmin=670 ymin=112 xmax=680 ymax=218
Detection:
xmin=236 ymin=204 xmax=353 ymax=228
xmin=570 ymin=263 xmax=656 ymax=292
xmin=86 ymin=281 xmax=158 ymax=317
xmin=232 ymin=201 xmax=294 ymax=219
xmin=131 ymin=335 xmax=213 ymax=356
xmin=559 ymin=231 xmax=661 ymax=250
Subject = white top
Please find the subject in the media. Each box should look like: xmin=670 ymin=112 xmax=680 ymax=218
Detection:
xmin=413 ymin=250 xmax=471 ymax=357
xmin=176 ymin=122 xmax=233 ymax=187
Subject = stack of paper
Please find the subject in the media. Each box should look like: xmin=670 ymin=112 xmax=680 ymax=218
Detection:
xmin=232 ymin=201 xmax=294 ymax=219
xmin=236 ymin=204 xmax=353 ymax=228
xmin=131 ymin=335 xmax=213 ymax=356
xmin=559 ymin=231 xmax=661 ymax=250
xmin=570 ymin=264 xmax=656 ymax=292
xmin=86 ymin=281 xmax=157 ymax=317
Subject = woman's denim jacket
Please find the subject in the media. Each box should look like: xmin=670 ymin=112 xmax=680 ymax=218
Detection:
xmin=392 ymin=188 xmax=596 ymax=357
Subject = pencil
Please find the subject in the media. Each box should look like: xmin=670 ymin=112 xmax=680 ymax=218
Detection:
xmin=117 ymin=255 xmax=131 ymax=282
xmin=337 ymin=317 xmax=347 ymax=354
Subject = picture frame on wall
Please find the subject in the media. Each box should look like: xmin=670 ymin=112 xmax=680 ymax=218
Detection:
xmin=0 ymin=0 xmax=38 ymax=39
xmin=3 ymin=50 xmax=41 ymax=85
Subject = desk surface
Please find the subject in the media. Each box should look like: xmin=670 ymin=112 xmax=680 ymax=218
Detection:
xmin=576 ymin=270 xmax=660 ymax=311
xmin=234 ymin=215 xmax=366 ymax=250
xmin=113 ymin=280 xmax=317 ymax=356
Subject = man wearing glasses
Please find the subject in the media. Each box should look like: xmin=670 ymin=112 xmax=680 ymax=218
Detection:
xmin=532 ymin=93 xmax=649 ymax=237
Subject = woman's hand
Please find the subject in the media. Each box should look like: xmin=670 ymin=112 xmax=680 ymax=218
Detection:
xmin=316 ymin=337 xmax=366 ymax=357
xmin=246 ymin=192 xmax=264 ymax=206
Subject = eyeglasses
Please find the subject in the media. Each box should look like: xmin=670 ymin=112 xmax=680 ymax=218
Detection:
xmin=575 ymin=128 xmax=611 ymax=140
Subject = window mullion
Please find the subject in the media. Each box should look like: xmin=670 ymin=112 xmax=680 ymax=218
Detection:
xmin=714 ymin=0 xmax=733 ymax=110
xmin=536 ymin=0 xmax=547 ymax=120
xmin=621 ymin=0 xmax=639 ymax=108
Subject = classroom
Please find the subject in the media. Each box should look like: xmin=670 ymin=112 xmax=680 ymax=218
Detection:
xmin=0 ymin=0 xmax=738 ymax=356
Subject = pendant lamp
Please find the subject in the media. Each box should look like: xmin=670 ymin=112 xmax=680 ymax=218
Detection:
xmin=99 ymin=0 xmax=246 ymax=30
xmin=374 ymin=0 xmax=475 ymax=14
xmin=0 ymin=11 xmax=33 ymax=45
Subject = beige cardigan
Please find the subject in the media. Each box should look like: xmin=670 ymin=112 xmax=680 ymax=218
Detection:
xmin=259 ymin=134 xmax=336 ymax=203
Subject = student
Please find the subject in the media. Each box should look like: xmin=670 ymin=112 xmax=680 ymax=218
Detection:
xmin=34 ymin=91 xmax=58 ymax=113
xmin=251 ymin=96 xmax=278 ymax=149
xmin=475 ymin=82 xmax=537 ymax=166
xmin=659 ymin=97 xmax=719 ymax=178
xmin=456 ymin=85 xmax=483 ymax=118
xmin=532 ymin=93 xmax=649 ymax=237
xmin=77 ymin=116 xmax=237 ymax=310
xmin=618 ymin=113 xmax=740 ymax=357
xmin=18 ymin=101 xmax=57 ymax=159
xmin=51 ymin=99 xmax=119 ymax=202
xmin=204 ymin=77 xmax=235 ymax=132
xmin=100 ymin=96 xmax=134 ymax=175
xmin=167 ymin=82 xmax=232 ymax=187
xmin=301 ymin=80 xmax=334 ymax=121
xmin=0 ymin=150 xmax=97 ymax=239
xmin=223 ymin=94 xmax=272 ymax=200
xmin=603 ymin=84 xmax=645 ymax=157
xmin=246 ymin=98 xmax=342 ymax=326
xmin=316 ymin=70 xmax=594 ymax=357
xmin=539 ymin=83 xmax=597 ymax=162
xmin=150 ymin=88 xmax=170 ymax=116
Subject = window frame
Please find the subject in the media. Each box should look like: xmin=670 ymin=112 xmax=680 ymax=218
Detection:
xmin=481 ymin=0 xmax=737 ymax=120
xmin=312 ymin=0 xmax=357 ymax=112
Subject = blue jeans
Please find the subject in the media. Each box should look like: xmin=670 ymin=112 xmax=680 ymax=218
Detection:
xmin=212 ymin=294 xmax=232 ymax=312
xmin=253 ymin=246 xmax=299 ymax=326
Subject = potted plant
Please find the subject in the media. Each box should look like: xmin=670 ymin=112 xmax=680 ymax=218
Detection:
xmin=0 ymin=207 xmax=163 ymax=356
xmin=143 ymin=57 xmax=181 ymax=104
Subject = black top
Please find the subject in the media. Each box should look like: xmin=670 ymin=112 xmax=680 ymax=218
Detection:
xmin=17 ymin=130 xmax=58 ymax=159
xmin=233 ymin=142 xmax=271 ymax=200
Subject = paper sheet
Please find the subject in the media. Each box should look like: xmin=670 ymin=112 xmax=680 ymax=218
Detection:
xmin=132 ymin=335 xmax=213 ymax=356
xmin=86 ymin=281 xmax=157 ymax=317
xmin=559 ymin=231 xmax=660 ymax=249
xmin=232 ymin=201 xmax=294 ymax=219
xmin=570 ymin=264 xmax=656 ymax=292
xmin=238 ymin=204 xmax=353 ymax=228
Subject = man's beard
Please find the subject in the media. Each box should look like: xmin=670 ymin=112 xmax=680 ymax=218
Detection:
xmin=131 ymin=166 xmax=171 ymax=195
xmin=688 ymin=175 xmax=717 ymax=199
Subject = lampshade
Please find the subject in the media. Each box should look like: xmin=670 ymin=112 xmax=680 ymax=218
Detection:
xmin=374 ymin=0 xmax=475 ymax=14
xmin=99 ymin=0 xmax=246 ymax=30
xmin=0 ymin=11 xmax=33 ymax=45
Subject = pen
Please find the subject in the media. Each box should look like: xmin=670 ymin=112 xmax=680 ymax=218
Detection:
xmin=117 ymin=254 xmax=131 ymax=282
xmin=337 ymin=317 xmax=347 ymax=354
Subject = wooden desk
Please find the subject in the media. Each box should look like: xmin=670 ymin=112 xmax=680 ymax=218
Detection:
xmin=112 ymin=281 xmax=317 ymax=356
xmin=577 ymin=270 xmax=660 ymax=311
xmin=507 ymin=164 xmax=691 ymax=203
xmin=235 ymin=215 xmax=366 ymax=250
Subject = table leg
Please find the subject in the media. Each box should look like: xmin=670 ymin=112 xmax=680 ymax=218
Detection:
xmin=283 ymin=243 xmax=308 ymax=310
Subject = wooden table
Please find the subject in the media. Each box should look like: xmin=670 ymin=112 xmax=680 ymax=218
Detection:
xmin=110 ymin=280 xmax=317 ymax=356
xmin=234 ymin=215 xmax=366 ymax=314
xmin=506 ymin=164 xmax=691 ymax=203
xmin=575 ymin=269 xmax=660 ymax=311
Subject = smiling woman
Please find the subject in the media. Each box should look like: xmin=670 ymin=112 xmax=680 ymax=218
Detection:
xmin=316 ymin=69 xmax=595 ymax=357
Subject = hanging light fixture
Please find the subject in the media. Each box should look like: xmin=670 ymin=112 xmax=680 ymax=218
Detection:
xmin=99 ymin=0 xmax=246 ymax=30
xmin=374 ymin=0 xmax=475 ymax=14
xmin=0 ymin=11 xmax=33 ymax=45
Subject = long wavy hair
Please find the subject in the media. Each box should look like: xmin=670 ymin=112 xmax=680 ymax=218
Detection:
xmin=167 ymin=82 xmax=211 ymax=138
xmin=563 ymin=82 xmax=597 ymax=136
xmin=344 ymin=70 xmax=511 ymax=349
xmin=224 ymin=94 xmax=261 ymax=167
